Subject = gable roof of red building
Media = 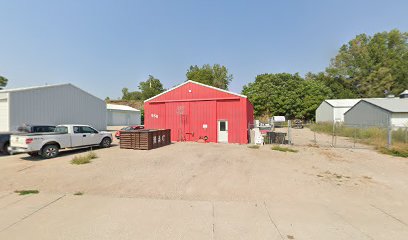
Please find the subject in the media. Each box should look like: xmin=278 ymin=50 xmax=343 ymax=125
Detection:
xmin=144 ymin=80 xmax=247 ymax=103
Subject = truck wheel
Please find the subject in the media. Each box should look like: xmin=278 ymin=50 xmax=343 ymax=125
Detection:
xmin=2 ymin=142 xmax=10 ymax=155
xmin=100 ymin=137 xmax=111 ymax=148
xmin=41 ymin=145 xmax=59 ymax=159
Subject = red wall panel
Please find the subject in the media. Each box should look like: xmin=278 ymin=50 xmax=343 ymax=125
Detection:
xmin=165 ymin=102 xmax=190 ymax=142
xmin=144 ymin=103 xmax=166 ymax=129
xmin=189 ymin=101 xmax=216 ymax=142
xmin=216 ymin=100 xmax=242 ymax=143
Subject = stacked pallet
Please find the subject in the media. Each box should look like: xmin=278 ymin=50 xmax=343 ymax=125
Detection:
xmin=120 ymin=129 xmax=171 ymax=150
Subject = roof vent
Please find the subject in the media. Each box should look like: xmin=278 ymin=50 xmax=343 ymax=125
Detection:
xmin=400 ymin=90 xmax=408 ymax=99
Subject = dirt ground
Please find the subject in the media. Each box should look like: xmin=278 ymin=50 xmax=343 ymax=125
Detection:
xmin=0 ymin=128 xmax=408 ymax=239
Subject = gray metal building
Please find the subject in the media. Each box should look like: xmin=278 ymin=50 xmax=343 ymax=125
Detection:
xmin=316 ymin=99 xmax=360 ymax=122
xmin=344 ymin=97 xmax=408 ymax=128
xmin=107 ymin=104 xmax=141 ymax=126
xmin=0 ymin=84 xmax=107 ymax=131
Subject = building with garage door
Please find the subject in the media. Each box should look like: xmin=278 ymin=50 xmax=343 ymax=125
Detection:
xmin=144 ymin=80 xmax=254 ymax=144
xmin=107 ymin=104 xmax=141 ymax=126
xmin=316 ymin=99 xmax=361 ymax=123
xmin=0 ymin=84 xmax=107 ymax=131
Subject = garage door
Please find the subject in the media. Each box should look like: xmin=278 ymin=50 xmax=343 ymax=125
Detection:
xmin=112 ymin=112 xmax=128 ymax=126
xmin=0 ymin=98 xmax=9 ymax=131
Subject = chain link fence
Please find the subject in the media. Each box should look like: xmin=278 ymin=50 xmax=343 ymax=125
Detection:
xmin=250 ymin=121 xmax=408 ymax=151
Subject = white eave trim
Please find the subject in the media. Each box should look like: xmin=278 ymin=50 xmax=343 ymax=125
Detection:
xmin=144 ymin=80 xmax=247 ymax=103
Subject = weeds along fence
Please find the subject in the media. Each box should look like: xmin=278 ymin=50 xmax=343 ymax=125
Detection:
xmin=307 ymin=122 xmax=408 ymax=155
xmin=250 ymin=121 xmax=408 ymax=157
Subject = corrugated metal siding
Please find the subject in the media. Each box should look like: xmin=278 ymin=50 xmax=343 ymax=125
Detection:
xmin=9 ymin=85 xmax=107 ymax=131
xmin=189 ymin=101 xmax=216 ymax=142
xmin=0 ymin=92 xmax=9 ymax=131
xmin=165 ymin=102 xmax=191 ymax=141
xmin=344 ymin=101 xmax=390 ymax=127
xmin=144 ymin=103 xmax=166 ymax=129
xmin=391 ymin=113 xmax=408 ymax=127
xmin=216 ymin=100 xmax=242 ymax=143
xmin=107 ymin=110 xmax=141 ymax=126
xmin=144 ymin=81 xmax=253 ymax=144
xmin=149 ymin=82 xmax=240 ymax=102
xmin=333 ymin=107 xmax=351 ymax=122
xmin=316 ymin=101 xmax=334 ymax=122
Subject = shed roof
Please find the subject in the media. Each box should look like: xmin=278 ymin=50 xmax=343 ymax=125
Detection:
xmin=324 ymin=99 xmax=361 ymax=108
xmin=144 ymin=80 xmax=247 ymax=103
xmin=0 ymin=83 xmax=70 ymax=93
xmin=359 ymin=98 xmax=408 ymax=113
xmin=107 ymin=104 xmax=140 ymax=112
xmin=0 ymin=83 xmax=102 ymax=102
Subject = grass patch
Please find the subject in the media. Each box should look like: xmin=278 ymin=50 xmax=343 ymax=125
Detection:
xmin=15 ymin=190 xmax=39 ymax=195
xmin=378 ymin=145 xmax=408 ymax=158
xmin=71 ymin=151 xmax=98 ymax=165
xmin=309 ymin=122 xmax=408 ymax=158
xmin=271 ymin=145 xmax=298 ymax=153
xmin=247 ymin=145 xmax=260 ymax=149
xmin=74 ymin=191 xmax=84 ymax=196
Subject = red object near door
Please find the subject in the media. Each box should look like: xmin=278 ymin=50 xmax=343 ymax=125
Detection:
xmin=144 ymin=80 xmax=254 ymax=144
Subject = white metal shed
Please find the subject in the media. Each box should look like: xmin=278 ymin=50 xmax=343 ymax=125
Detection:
xmin=0 ymin=84 xmax=107 ymax=131
xmin=106 ymin=104 xmax=141 ymax=126
xmin=316 ymin=99 xmax=361 ymax=123
xmin=344 ymin=97 xmax=408 ymax=127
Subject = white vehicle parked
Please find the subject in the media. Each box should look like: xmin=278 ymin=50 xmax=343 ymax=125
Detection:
xmin=8 ymin=125 xmax=112 ymax=159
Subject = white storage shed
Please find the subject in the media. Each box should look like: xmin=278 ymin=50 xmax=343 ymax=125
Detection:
xmin=344 ymin=97 xmax=408 ymax=128
xmin=106 ymin=104 xmax=141 ymax=126
xmin=316 ymin=99 xmax=361 ymax=123
xmin=0 ymin=84 xmax=107 ymax=131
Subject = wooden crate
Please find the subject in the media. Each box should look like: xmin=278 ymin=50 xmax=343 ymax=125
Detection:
xmin=120 ymin=129 xmax=171 ymax=150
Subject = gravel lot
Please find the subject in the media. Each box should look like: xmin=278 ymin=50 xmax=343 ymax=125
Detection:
xmin=0 ymin=128 xmax=407 ymax=239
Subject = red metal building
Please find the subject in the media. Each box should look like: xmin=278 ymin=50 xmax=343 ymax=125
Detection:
xmin=144 ymin=81 xmax=254 ymax=144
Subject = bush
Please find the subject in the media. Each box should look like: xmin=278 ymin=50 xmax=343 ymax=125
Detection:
xmin=71 ymin=152 xmax=98 ymax=165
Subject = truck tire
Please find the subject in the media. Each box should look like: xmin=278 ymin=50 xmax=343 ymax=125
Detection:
xmin=2 ymin=142 xmax=10 ymax=155
xmin=41 ymin=145 xmax=59 ymax=159
xmin=100 ymin=137 xmax=111 ymax=148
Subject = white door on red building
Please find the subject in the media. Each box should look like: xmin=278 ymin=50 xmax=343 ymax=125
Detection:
xmin=217 ymin=120 xmax=228 ymax=143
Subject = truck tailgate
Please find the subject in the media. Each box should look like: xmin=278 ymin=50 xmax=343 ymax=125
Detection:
xmin=10 ymin=135 xmax=29 ymax=148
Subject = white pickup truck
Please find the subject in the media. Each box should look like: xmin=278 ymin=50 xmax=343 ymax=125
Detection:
xmin=8 ymin=125 xmax=112 ymax=159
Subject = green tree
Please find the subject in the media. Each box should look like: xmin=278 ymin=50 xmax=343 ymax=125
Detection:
xmin=327 ymin=29 xmax=408 ymax=97
xmin=138 ymin=75 xmax=165 ymax=100
xmin=242 ymin=73 xmax=332 ymax=120
xmin=305 ymin=72 xmax=356 ymax=99
xmin=0 ymin=76 xmax=8 ymax=89
xmin=121 ymin=87 xmax=143 ymax=101
xmin=186 ymin=64 xmax=233 ymax=90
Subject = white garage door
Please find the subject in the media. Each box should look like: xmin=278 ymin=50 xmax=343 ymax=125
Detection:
xmin=0 ymin=98 xmax=9 ymax=132
xmin=112 ymin=112 xmax=128 ymax=126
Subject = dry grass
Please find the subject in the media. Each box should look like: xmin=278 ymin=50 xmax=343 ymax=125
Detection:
xmin=71 ymin=151 xmax=98 ymax=165
xmin=247 ymin=145 xmax=261 ymax=149
xmin=310 ymin=123 xmax=408 ymax=157
xmin=15 ymin=190 xmax=39 ymax=195
xmin=271 ymin=145 xmax=298 ymax=152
